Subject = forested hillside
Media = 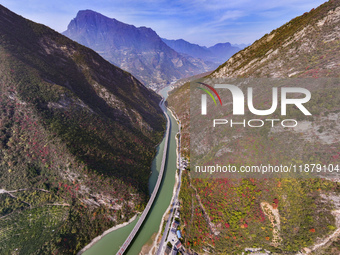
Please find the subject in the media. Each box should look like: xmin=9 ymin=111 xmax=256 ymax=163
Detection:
xmin=0 ymin=4 xmax=165 ymax=254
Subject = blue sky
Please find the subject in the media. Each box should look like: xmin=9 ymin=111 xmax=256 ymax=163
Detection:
xmin=0 ymin=0 xmax=327 ymax=46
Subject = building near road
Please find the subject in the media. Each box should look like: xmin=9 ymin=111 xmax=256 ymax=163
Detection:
xmin=176 ymin=230 xmax=182 ymax=239
xmin=175 ymin=210 xmax=180 ymax=218
xmin=165 ymin=246 xmax=172 ymax=255
xmin=175 ymin=240 xmax=182 ymax=249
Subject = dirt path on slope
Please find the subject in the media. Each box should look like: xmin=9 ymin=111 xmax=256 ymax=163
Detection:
xmin=261 ymin=201 xmax=282 ymax=247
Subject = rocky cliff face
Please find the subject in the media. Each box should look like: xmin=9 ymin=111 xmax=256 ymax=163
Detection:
xmin=64 ymin=10 xmax=214 ymax=90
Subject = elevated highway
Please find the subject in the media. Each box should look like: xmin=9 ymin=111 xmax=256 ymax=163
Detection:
xmin=116 ymin=99 xmax=170 ymax=255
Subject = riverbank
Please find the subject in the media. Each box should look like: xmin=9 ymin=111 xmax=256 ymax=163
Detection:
xmin=146 ymin=106 xmax=182 ymax=255
xmin=148 ymin=160 xmax=181 ymax=254
xmin=80 ymin=85 xmax=179 ymax=255
xmin=78 ymin=214 xmax=138 ymax=255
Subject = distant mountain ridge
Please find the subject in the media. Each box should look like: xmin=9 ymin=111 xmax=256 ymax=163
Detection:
xmin=63 ymin=10 xmax=215 ymax=90
xmin=161 ymin=38 xmax=241 ymax=64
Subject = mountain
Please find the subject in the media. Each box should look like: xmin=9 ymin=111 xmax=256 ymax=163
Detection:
xmin=168 ymin=0 xmax=340 ymax=254
xmin=213 ymin=2 xmax=340 ymax=78
xmin=162 ymin=38 xmax=241 ymax=64
xmin=161 ymin=38 xmax=213 ymax=61
xmin=0 ymin=4 xmax=165 ymax=254
xmin=169 ymin=0 xmax=340 ymax=157
xmin=208 ymin=42 xmax=241 ymax=62
xmin=63 ymin=10 xmax=214 ymax=90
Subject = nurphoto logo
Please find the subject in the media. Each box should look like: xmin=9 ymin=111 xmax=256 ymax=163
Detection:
xmin=197 ymin=82 xmax=312 ymax=128
xmin=190 ymin=77 xmax=339 ymax=179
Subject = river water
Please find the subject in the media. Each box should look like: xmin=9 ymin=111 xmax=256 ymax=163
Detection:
xmin=83 ymin=86 xmax=178 ymax=255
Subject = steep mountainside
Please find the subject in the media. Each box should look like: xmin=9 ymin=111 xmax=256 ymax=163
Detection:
xmin=169 ymin=0 xmax=340 ymax=157
xmin=213 ymin=1 xmax=340 ymax=78
xmin=0 ymin=4 xmax=165 ymax=254
xmin=63 ymin=10 xmax=214 ymax=90
xmin=168 ymin=0 xmax=340 ymax=254
xmin=162 ymin=38 xmax=241 ymax=64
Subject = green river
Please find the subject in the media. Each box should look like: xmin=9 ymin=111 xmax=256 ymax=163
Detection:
xmin=83 ymin=86 xmax=178 ymax=255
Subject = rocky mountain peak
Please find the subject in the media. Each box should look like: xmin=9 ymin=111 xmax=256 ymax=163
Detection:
xmin=63 ymin=10 xmax=215 ymax=89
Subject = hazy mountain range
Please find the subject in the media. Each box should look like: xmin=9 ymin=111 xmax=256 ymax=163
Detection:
xmin=161 ymin=38 xmax=242 ymax=64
